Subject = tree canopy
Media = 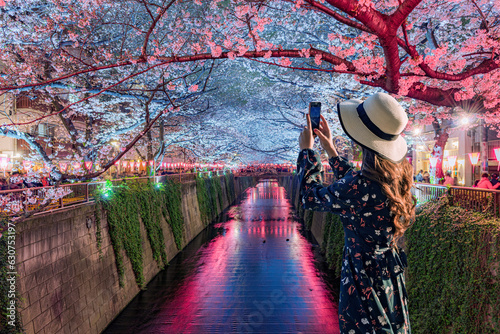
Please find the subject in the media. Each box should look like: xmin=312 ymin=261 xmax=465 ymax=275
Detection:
xmin=0 ymin=0 xmax=499 ymax=178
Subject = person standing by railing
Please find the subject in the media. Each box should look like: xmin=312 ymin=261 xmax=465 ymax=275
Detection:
xmin=490 ymin=173 xmax=499 ymax=186
xmin=9 ymin=172 xmax=24 ymax=190
xmin=0 ymin=178 xmax=8 ymax=190
xmin=476 ymin=173 xmax=500 ymax=189
xmin=422 ymin=170 xmax=430 ymax=183
xmin=442 ymin=172 xmax=454 ymax=186
xmin=415 ymin=170 xmax=423 ymax=183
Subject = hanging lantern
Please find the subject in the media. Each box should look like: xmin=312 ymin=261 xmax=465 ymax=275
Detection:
xmin=149 ymin=160 xmax=154 ymax=166
xmin=122 ymin=161 xmax=128 ymax=168
xmin=468 ymin=152 xmax=480 ymax=176
xmin=429 ymin=157 xmax=439 ymax=168
xmin=468 ymin=152 xmax=480 ymax=165
xmin=84 ymin=161 xmax=93 ymax=170
xmin=114 ymin=160 xmax=120 ymax=166
xmin=23 ymin=160 xmax=32 ymax=170
xmin=356 ymin=161 xmax=362 ymax=168
xmin=141 ymin=161 xmax=147 ymax=168
xmin=0 ymin=157 xmax=9 ymax=169
xmin=73 ymin=162 xmax=81 ymax=170
xmin=494 ymin=148 xmax=500 ymax=170
xmin=447 ymin=156 xmax=457 ymax=169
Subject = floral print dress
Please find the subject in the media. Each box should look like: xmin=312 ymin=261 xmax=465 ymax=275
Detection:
xmin=296 ymin=149 xmax=411 ymax=334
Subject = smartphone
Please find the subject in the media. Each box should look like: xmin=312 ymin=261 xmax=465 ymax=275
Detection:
xmin=309 ymin=102 xmax=321 ymax=131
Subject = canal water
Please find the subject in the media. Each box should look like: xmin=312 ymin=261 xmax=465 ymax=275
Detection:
xmin=103 ymin=179 xmax=340 ymax=334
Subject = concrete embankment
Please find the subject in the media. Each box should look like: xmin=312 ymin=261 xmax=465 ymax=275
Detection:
xmin=14 ymin=175 xmax=254 ymax=334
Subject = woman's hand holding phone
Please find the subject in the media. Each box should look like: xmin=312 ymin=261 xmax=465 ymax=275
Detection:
xmin=314 ymin=115 xmax=338 ymax=159
xmin=299 ymin=114 xmax=314 ymax=150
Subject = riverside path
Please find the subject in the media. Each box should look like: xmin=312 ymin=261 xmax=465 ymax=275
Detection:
xmin=104 ymin=179 xmax=340 ymax=334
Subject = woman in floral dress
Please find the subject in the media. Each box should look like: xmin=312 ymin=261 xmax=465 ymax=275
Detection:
xmin=297 ymin=93 xmax=415 ymax=334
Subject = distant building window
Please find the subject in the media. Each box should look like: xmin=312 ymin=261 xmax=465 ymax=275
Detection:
xmin=16 ymin=96 xmax=34 ymax=109
xmin=31 ymin=123 xmax=55 ymax=139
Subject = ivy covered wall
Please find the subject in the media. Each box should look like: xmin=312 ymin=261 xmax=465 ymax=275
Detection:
xmin=95 ymin=179 xmax=181 ymax=288
xmin=4 ymin=174 xmax=254 ymax=334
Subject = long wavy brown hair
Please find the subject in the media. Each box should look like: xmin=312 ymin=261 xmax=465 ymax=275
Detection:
xmin=360 ymin=148 xmax=416 ymax=248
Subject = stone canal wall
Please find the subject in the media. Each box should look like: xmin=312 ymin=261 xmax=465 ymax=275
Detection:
xmin=278 ymin=175 xmax=500 ymax=333
xmin=14 ymin=175 xmax=255 ymax=334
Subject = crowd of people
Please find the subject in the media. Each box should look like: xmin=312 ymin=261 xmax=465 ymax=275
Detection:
xmin=473 ymin=173 xmax=500 ymax=189
xmin=414 ymin=169 xmax=500 ymax=189
xmin=0 ymin=165 xmax=226 ymax=191
xmin=0 ymin=171 xmax=53 ymax=191
xmin=236 ymin=165 xmax=293 ymax=174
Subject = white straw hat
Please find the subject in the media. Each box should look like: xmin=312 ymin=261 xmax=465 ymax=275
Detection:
xmin=337 ymin=92 xmax=408 ymax=163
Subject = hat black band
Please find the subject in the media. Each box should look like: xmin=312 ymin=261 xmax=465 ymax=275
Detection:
xmin=356 ymin=103 xmax=398 ymax=141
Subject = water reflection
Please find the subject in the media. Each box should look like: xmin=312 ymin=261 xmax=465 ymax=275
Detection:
xmin=104 ymin=179 xmax=339 ymax=334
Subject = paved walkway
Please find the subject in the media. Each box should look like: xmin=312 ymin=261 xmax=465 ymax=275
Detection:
xmin=104 ymin=179 xmax=340 ymax=333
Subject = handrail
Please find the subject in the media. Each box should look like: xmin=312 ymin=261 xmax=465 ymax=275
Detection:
xmin=0 ymin=171 xmax=227 ymax=217
xmin=412 ymin=183 xmax=500 ymax=217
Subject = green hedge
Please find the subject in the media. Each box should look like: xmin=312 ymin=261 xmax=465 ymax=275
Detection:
xmin=406 ymin=198 xmax=500 ymax=333
xmin=318 ymin=196 xmax=500 ymax=333
xmin=95 ymin=179 xmax=183 ymax=288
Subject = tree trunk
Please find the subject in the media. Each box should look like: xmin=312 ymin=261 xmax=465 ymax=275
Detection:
xmin=430 ymin=121 xmax=449 ymax=184
xmin=146 ymin=130 xmax=154 ymax=176
xmin=480 ymin=120 xmax=488 ymax=173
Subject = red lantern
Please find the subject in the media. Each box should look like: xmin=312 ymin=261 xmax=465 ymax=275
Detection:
xmin=23 ymin=160 xmax=32 ymax=170
xmin=149 ymin=160 xmax=154 ymax=166
xmin=114 ymin=160 xmax=120 ymax=166
xmin=0 ymin=157 xmax=9 ymax=169
xmin=494 ymin=148 xmax=500 ymax=170
xmin=141 ymin=161 xmax=146 ymax=167
xmin=468 ymin=152 xmax=480 ymax=175
xmin=58 ymin=162 xmax=68 ymax=172
xmin=73 ymin=162 xmax=81 ymax=170
xmin=122 ymin=161 xmax=128 ymax=168
xmin=84 ymin=161 xmax=93 ymax=170
xmin=468 ymin=152 xmax=480 ymax=165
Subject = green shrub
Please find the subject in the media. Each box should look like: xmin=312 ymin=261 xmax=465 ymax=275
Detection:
xmin=406 ymin=198 xmax=500 ymax=334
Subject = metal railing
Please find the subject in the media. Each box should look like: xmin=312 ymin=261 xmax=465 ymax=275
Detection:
xmin=412 ymin=183 xmax=500 ymax=217
xmin=449 ymin=186 xmax=500 ymax=217
xmin=0 ymin=171 xmax=226 ymax=217
xmin=412 ymin=183 xmax=448 ymax=205
xmin=234 ymin=171 xmax=294 ymax=177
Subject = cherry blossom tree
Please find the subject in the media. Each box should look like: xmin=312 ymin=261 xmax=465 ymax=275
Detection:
xmin=0 ymin=0 xmax=499 ymax=181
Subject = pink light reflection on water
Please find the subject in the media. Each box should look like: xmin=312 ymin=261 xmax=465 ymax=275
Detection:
xmin=107 ymin=179 xmax=339 ymax=333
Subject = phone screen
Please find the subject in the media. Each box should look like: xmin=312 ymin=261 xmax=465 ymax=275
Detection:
xmin=309 ymin=102 xmax=321 ymax=130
